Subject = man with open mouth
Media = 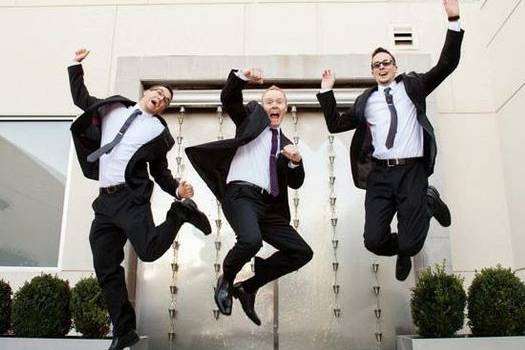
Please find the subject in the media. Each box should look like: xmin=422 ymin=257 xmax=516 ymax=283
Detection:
xmin=186 ymin=68 xmax=313 ymax=326
xmin=68 ymin=48 xmax=211 ymax=350
xmin=317 ymin=0 xmax=464 ymax=282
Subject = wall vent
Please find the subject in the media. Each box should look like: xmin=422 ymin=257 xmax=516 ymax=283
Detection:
xmin=393 ymin=27 xmax=414 ymax=48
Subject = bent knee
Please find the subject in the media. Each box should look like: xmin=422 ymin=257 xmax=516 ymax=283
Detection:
xmin=237 ymin=237 xmax=263 ymax=253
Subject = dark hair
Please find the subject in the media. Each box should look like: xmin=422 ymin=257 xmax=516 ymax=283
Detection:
xmin=371 ymin=47 xmax=396 ymax=66
xmin=149 ymin=83 xmax=174 ymax=101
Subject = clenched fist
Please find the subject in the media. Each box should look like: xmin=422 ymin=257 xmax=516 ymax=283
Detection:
xmin=281 ymin=144 xmax=302 ymax=164
xmin=74 ymin=48 xmax=90 ymax=63
xmin=176 ymin=180 xmax=194 ymax=199
xmin=243 ymin=68 xmax=264 ymax=85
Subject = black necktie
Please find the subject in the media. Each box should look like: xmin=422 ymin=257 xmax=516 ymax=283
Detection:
xmin=87 ymin=109 xmax=142 ymax=162
xmin=384 ymin=87 xmax=398 ymax=149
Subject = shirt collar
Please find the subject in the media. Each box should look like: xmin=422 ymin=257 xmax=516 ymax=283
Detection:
xmin=268 ymin=126 xmax=281 ymax=135
xmin=132 ymin=104 xmax=154 ymax=118
xmin=377 ymin=80 xmax=398 ymax=94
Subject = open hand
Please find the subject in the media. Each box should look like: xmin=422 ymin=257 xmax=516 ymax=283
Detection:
xmin=443 ymin=0 xmax=460 ymax=18
xmin=321 ymin=69 xmax=335 ymax=90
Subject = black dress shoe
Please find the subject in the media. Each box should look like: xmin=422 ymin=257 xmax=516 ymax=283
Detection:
xmin=396 ymin=255 xmax=412 ymax=282
xmin=108 ymin=329 xmax=139 ymax=350
xmin=427 ymin=185 xmax=451 ymax=227
xmin=232 ymin=283 xmax=261 ymax=326
xmin=180 ymin=199 xmax=212 ymax=235
xmin=214 ymin=274 xmax=233 ymax=316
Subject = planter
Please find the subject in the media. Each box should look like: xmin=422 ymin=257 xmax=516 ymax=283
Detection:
xmin=397 ymin=335 xmax=525 ymax=350
xmin=0 ymin=335 xmax=148 ymax=350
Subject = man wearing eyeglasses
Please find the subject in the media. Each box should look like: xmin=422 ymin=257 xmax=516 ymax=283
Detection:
xmin=68 ymin=48 xmax=211 ymax=350
xmin=186 ymin=68 xmax=313 ymax=326
xmin=317 ymin=0 xmax=464 ymax=281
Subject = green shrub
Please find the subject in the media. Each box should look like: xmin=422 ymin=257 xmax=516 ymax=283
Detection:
xmin=467 ymin=265 xmax=525 ymax=336
xmin=71 ymin=277 xmax=110 ymax=338
xmin=0 ymin=279 xmax=12 ymax=334
xmin=410 ymin=262 xmax=466 ymax=337
xmin=12 ymin=274 xmax=71 ymax=337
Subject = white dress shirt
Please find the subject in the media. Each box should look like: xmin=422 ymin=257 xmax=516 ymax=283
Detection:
xmin=97 ymin=103 xmax=164 ymax=187
xmin=365 ymin=80 xmax=423 ymax=159
xmin=227 ymin=126 xmax=281 ymax=191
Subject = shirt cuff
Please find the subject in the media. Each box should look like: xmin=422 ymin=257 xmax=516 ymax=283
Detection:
xmin=448 ymin=20 xmax=461 ymax=32
xmin=175 ymin=187 xmax=182 ymax=201
xmin=288 ymin=161 xmax=301 ymax=169
xmin=235 ymin=70 xmax=250 ymax=81
xmin=319 ymin=88 xmax=333 ymax=94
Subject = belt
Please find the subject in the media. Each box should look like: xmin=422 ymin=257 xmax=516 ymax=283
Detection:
xmin=372 ymin=157 xmax=423 ymax=167
xmin=99 ymin=183 xmax=127 ymax=194
xmin=228 ymin=181 xmax=269 ymax=195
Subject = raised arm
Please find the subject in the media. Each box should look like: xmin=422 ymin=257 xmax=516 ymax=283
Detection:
xmin=220 ymin=68 xmax=264 ymax=127
xmin=420 ymin=0 xmax=464 ymax=95
xmin=317 ymin=69 xmax=361 ymax=133
xmin=68 ymin=48 xmax=103 ymax=111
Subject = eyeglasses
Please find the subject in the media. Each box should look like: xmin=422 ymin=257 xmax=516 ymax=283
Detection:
xmin=371 ymin=59 xmax=394 ymax=69
xmin=149 ymin=87 xmax=172 ymax=105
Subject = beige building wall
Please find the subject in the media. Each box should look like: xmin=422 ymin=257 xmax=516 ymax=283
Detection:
xmin=479 ymin=0 xmax=525 ymax=272
xmin=0 ymin=0 xmax=522 ymax=329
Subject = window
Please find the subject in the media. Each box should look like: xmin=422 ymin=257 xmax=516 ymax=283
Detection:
xmin=0 ymin=120 xmax=71 ymax=267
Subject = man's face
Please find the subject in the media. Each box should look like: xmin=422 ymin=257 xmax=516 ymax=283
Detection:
xmin=262 ymin=89 xmax=287 ymax=128
xmin=140 ymin=86 xmax=172 ymax=115
xmin=371 ymin=52 xmax=397 ymax=86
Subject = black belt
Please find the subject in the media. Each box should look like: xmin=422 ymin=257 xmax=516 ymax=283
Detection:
xmin=99 ymin=183 xmax=127 ymax=194
xmin=228 ymin=181 xmax=269 ymax=195
xmin=372 ymin=157 xmax=423 ymax=167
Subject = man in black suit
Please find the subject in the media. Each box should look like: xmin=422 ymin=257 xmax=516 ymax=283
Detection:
xmin=186 ymin=68 xmax=313 ymax=325
xmin=68 ymin=48 xmax=211 ymax=350
xmin=317 ymin=0 xmax=464 ymax=281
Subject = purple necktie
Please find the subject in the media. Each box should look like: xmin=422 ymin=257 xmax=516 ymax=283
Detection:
xmin=269 ymin=128 xmax=279 ymax=196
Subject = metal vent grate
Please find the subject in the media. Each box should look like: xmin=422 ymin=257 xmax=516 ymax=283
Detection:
xmin=393 ymin=27 xmax=414 ymax=47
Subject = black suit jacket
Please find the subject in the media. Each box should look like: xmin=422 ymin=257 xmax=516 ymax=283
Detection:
xmin=317 ymin=29 xmax=464 ymax=189
xmin=68 ymin=64 xmax=179 ymax=200
xmin=185 ymin=70 xmax=305 ymax=221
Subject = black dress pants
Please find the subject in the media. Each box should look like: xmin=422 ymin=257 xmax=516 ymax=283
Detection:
xmin=221 ymin=183 xmax=313 ymax=293
xmin=89 ymin=187 xmax=183 ymax=336
xmin=363 ymin=160 xmax=431 ymax=257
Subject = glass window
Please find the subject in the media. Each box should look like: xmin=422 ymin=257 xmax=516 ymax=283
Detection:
xmin=0 ymin=120 xmax=71 ymax=267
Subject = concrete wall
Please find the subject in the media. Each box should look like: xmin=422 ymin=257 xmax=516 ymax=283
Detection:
xmin=479 ymin=0 xmax=525 ymax=271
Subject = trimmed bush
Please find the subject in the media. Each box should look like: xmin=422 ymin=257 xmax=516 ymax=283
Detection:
xmin=0 ymin=279 xmax=12 ymax=334
xmin=71 ymin=277 xmax=110 ymax=338
xmin=410 ymin=263 xmax=466 ymax=337
xmin=12 ymin=274 xmax=71 ymax=337
xmin=468 ymin=265 xmax=525 ymax=336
